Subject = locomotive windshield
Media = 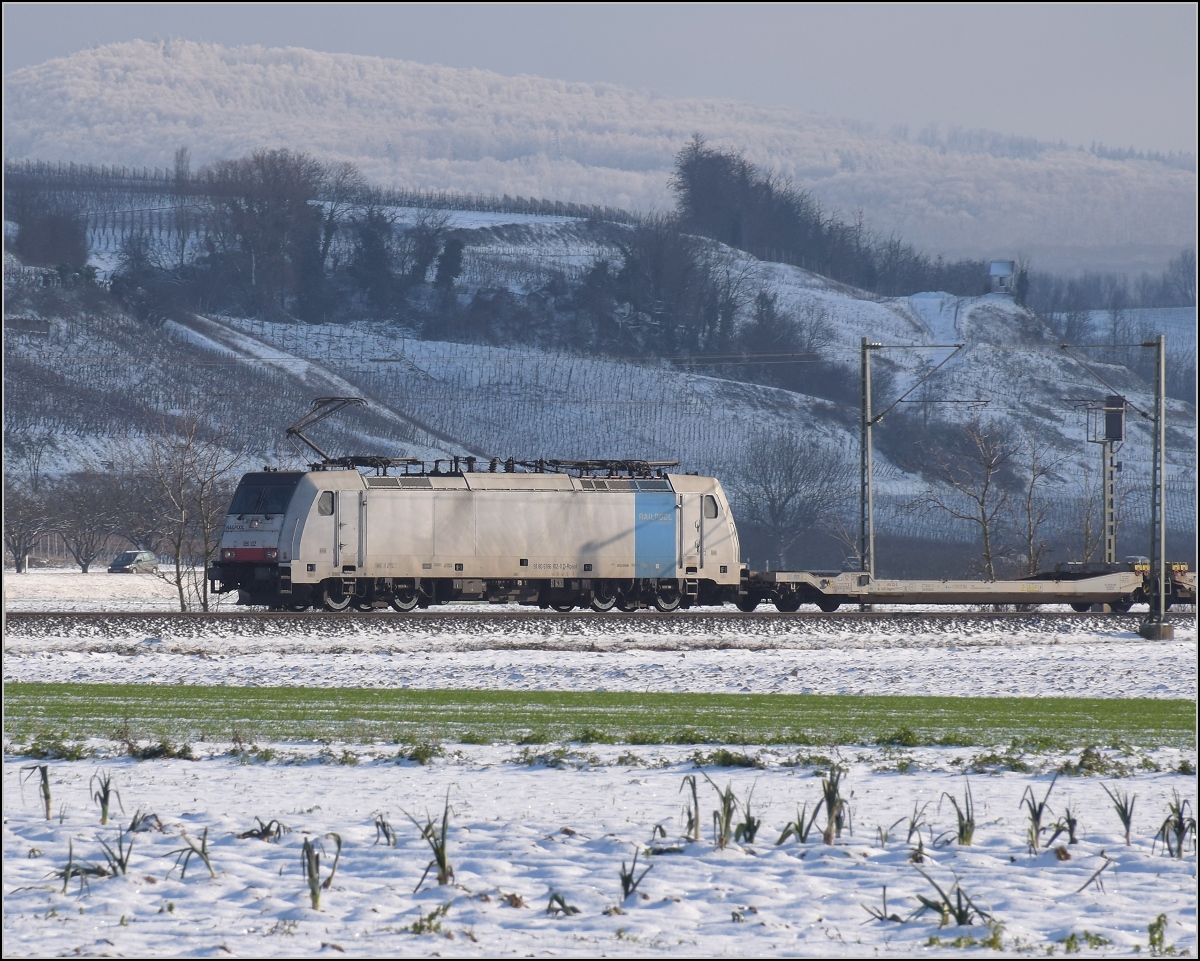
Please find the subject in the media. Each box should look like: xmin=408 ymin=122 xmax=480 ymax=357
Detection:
xmin=228 ymin=472 xmax=304 ymax=516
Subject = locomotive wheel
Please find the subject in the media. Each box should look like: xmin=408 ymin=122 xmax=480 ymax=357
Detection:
xmin=1070 ymin=602 xmax=1093 ymax=613
xmin=774 ymin=596 xmax=802 ymax=613
xmin=816 ymin=598 xmax=842 ymax=613
xmin=389 ymin=590 xmax=420 ymax=612
xmin=734 ymin=596 xmax=760 ymax=613
xmin=653 ymin=583 xmax=682 ymax=613
xmin=590 ymin=585 xmax=618 ymax=612
xmin=321 ymin=583 xmax=352 ymax=612
xmin=551 ymin=603 xmax=575 ymax=613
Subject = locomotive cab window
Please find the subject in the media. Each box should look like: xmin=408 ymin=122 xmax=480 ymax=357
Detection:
xmin=317 ymin=491 xmax=334 ymax=516
xmin=228 ymin=471 xmax=304 ymax=516
xmin=703 ymin=495 xmax=719 ymax=519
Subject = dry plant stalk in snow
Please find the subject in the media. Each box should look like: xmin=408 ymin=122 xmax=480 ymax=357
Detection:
xmin=373 ymin=812 xmax=398 ymax=846
xmin=546 ymin=892 xmax=580 ymax=917
xmin=619 ymin=846 xmax=652 ymax=901
xmin=1047 ymin=806 xmax=1080 ymax=846
xmin=912 ymin=867 xmax=994 ymax=928
xmin=703 ymin=774 xmax=739 ymax=850
xmin=168 ymin=827 xmax=216 ymax=880
xmin=1020 ymin=775 xmax=1058 ymax=854
xmin=1101 ymin=782 xmax=1137 ymax=845
xmin=734 ymin=785 xmax=762 ymax=844
xmin=55 ymin=839 xmax=109 ymax=895
xmin=21 ymin=764 xmax=51 ymax=820
xmin=1155 ymin=791 xmax=1196 ymax=859
xmin=300 ymin=833 xmax=342 ymax=910
xmin=90 ymin=769 xmax=122 ymax=826
xmin=236 ymin=817 xmax=290 ymax=842
xmin=679 ymin=774 xmax=701 ymax=842
xmin=406 ymin=792 xmax=454 ymax=891
xmin=820 ymin=766 xmax=850 ymax=845
xmin=776 ymin=800 xmax=823 ymax=845
xmin=97 ymin=830 xmax=134 ymax=876
xmin=941 ymin=778 xmax=976 ymax=845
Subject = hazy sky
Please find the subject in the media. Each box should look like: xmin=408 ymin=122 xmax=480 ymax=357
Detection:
xmin=3 ymin=2 xmax=1196 ymax=155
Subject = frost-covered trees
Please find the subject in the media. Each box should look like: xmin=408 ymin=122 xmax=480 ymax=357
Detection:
xmin=670 ymin=137 xmax=990 ymax=298
xmin=202 ymin=148 xmax=327 ymax=321
xmin=1164 ymin=248 xmax=1197 ymax=307
xmin=4 ymin=175 xmax=90 ymax=269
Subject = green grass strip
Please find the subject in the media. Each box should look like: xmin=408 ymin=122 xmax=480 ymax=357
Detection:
xmin=4 ymin=683 xmax=1194 ymax=750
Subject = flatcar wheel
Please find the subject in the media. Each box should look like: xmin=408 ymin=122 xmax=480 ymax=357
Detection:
xmin=1070 ymin=602 xmax=1093 ymax=613
xmin=653 ymin=584 xmax=682 ymax=613
xmin=389 ymin=591 xmax=420 ymax=613
xmin=816 ymin=598 xmax=842 ymax=613
xmin=590 ymin=586 xmax=618 ymax=612
xmin=287 ymin=602 xmax=309 ymax=612
xmin=551 ymin=602 xmax=575 ymax=613
xmin=1109 ymin=600 xmax=1132 ymax=613
xmin=322 ymin=584 xmax=352 ymax=612
xmin=734 ymin=596 xmax=759 ymax=613
xmin=774 ymin=596 xmax=802 ymax=613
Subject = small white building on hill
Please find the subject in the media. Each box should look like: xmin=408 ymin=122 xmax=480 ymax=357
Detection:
xmin=990 ymin=260 xmax=1016 ymax=295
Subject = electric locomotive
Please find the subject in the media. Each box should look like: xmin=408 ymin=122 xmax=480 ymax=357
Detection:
xmin=208 ymin=459 xmax=743 ymax=612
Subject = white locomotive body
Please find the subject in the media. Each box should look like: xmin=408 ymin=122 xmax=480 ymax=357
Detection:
xmin=209 ymin=467 xmax=742 ymax=611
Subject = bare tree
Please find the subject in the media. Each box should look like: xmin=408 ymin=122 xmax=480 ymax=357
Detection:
xmin=1071 ymin=462 xmax=1104 ymax=564
xmin=1014 ymin=440 xmax=1064 ymax=575
xmin=109 ymin=469 xmax=171 ymax=556
xmin=203 ymin=148 xmax=326 ymax=319
xmin=318 ymin=161 xmax=366 ymax=270
xmin=5 ymin=424 xmax=59 ymax=493
xmin=3 ymin=478 xmax=50 ymax=572
xmin=1164 ymin=247 xmax=1197 ymax=307
xmin=1104 ymin=276 xmax=1129 ymax=348
xmin=911 ymin=417 xmax=1021 ymax=580
xmin=169 ymin=145 xmax=194 ymax=272
xmin=727 ymin=428 xmax=855 ymax=569
xmin=134 ymin=419 xmax=245 ymax=611
xmin=401 ymin=207 xmax=451 ymax=284
xmin=1068 ymin=456 xmax=1136 ymax=565
xmin=46 ymin=471 xmax=120 ymax=573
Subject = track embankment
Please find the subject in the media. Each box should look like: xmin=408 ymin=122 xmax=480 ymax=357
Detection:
xmin=4 ymin=608 xmax=1192 ymax=645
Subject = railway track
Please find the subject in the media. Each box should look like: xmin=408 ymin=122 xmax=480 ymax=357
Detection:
xmin=5 ymin=608 xmax=1193 ymax=641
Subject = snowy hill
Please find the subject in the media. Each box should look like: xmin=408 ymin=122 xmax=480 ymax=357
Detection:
xmin=6 ymin=213 xmax=1195 ymax=573
xmin=4 ymin=39 xmax=1195 ymax=275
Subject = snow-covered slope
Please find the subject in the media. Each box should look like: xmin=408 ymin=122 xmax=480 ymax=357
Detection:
xmin=4 ymin=39 xmax=1194 ymax=274
xmin=5 ymin=216 xmax=1195 ymax=569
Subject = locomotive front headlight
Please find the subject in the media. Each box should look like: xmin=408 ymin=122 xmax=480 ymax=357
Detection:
xmin=264 ymin=548 xmax=278 ymax=561
xmin=221 ymin=548 xmax=237 ymax=561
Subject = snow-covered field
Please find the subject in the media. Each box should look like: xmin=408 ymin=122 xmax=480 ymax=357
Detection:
xmin=4 ymin=750 xmax=1197 ymax=958
xmin=5 ymin=571 xmax=1196 ymax=957
xmin=5 ymin=571 xmax=1197 ymax=700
